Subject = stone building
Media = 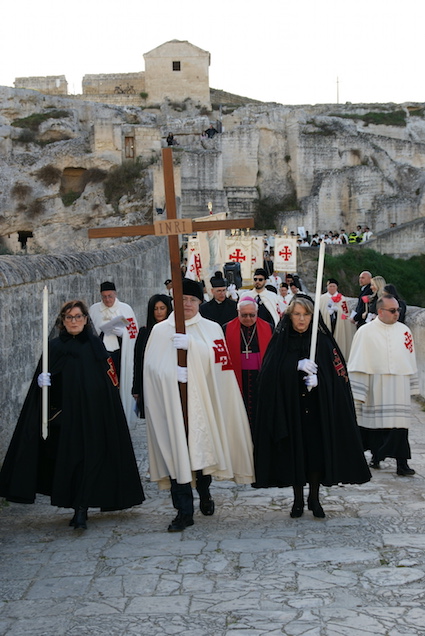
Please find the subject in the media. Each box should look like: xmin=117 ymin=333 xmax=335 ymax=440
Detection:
xmin=14 ymin=75 xmax=68 ymax=95
xmin=143 ymin=40 xmax=210 ymax=108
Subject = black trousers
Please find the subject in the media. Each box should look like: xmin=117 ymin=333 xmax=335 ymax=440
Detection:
xmin=170 ymin=471 xmax=212 ymax=516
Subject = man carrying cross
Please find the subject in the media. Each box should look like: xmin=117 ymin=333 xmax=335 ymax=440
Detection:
xmin=143 ymin=278 xmax=254 ymax=531
xmin=88 ymin=148 xmax=255 ymax=531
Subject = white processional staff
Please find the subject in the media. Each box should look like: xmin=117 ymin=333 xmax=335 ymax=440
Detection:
xmin=309 ymin=240 xmax=326 ymax=363
xmin=42 ymin=285 xmax=49 ymax=440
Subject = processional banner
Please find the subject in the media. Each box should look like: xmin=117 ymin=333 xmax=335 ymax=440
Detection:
xmin=274 ymin=237 xmax=297 ymax=272
xmin=186 ymin=236 xmax=202 ymax=280
xmin=250 ymin=236 xmax=264 ymax=274
xmin=195 ymin=212 xmax=227 ymax=292
xmin=224 ymin=236 xmax=253 ymax=281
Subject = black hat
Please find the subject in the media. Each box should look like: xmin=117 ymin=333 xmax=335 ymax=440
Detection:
xmin=327 ymin=278 xmax=339 ymax=286
xmin=100 ymin=281 xmax=116 ymax=292
xmin=182 ymin=278 xmax=203 ymax=302
xmin=254 ymin=268 xmax=268 ymax=279
xmin=164 ymin=279 xmax=172 ymax=286
xmin=210 ymin=271 xmax=228 ymax=288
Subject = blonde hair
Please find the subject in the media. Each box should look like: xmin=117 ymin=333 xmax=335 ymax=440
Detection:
xmin=371 ymin=275 xmax=387 ymax=298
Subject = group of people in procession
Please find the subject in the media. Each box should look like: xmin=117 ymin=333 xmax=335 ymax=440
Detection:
xmin=0 ymin=255 xmax=418 ymax=533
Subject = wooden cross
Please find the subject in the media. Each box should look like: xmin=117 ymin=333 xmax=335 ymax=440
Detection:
xmin=88 ymin=148 xmax=254 ymax=430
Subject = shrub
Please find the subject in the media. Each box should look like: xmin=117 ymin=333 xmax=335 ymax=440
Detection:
xmin=11 ymin=182 xmax=32 ymax=199
xmin=35 ymin=165 xmax=62 ymax=186
xmin=103 ymin=159 xmax=146 ymax=211
xmin=140 ymin=91 xmax=149 ymax=100
xmin=61 ymin=191 xmax=81 ymax=207
xmin=27 ymin=199 xmax=45 ymax=216
xmin=11 ymin=110 xmax=70 ymax=132
xmin=17 ymin=129 xmax=36 ymax=143
xmin=330 ymin=110 xmax=407 ymax=127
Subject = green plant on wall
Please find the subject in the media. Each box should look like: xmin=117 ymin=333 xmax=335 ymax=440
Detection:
xmin=103 ymin=159 xmax=147 ymax=212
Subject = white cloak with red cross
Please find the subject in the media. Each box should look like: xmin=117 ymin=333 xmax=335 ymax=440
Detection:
xmin=347 ymin=317 xmax=419 ymax=429
xmin=143 ymin=311 xmax=254 ymax=488
xmin=89 ymin=299 xmax=138 ymax=424
xmin=319 ymin=292 xmax=356 ymax=361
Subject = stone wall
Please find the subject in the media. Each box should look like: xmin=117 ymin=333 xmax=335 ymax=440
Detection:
xmin=0 ymin=237 xmax=169 ymax=460
xmin=14 ymin=75 xmax=68 ymax=95
xmin=82 ymin=72 xmax=145 ymax=96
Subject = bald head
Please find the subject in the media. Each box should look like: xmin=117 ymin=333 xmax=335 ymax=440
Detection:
xmin=359 ymin=271 xmax=372 ymax=286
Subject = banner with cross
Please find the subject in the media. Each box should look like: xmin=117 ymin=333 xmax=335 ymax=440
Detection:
xmin=225 ymin=236 xmax=252 ymax=280
xmin=274 ymin=236 xmax=297 ymax=272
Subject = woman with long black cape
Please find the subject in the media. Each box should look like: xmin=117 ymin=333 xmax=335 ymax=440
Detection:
xmin=252 ymin=295 xmax=371 ymax=518
xmin=0 ymin=300 xmax=145 ymax=529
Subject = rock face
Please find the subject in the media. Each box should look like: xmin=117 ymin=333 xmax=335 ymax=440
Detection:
xmin=1 ymin=85 xmax=424 ymax=254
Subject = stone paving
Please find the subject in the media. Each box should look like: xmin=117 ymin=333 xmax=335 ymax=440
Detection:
xmin=1 ymin=398 xmax=425 ymax=636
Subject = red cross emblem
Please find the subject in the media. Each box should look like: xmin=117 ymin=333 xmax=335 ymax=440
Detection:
xmin=341 ymin=301 xmax=348 ymax=315
xmin=126 ymin=317 xmax=138 ymax=339
xmin=279 ymin=246 xmax=293 ymax=261
xmin=404 ymin=331 xmax=414 ymax=353
xmin=332 ymin=348 xmax=348 ymax=382
xmin=212 ymin=339 xmax=233 ymax=371
xmin=106 ymin=357 xmax=119 ymax=387
xmin=229 ymin=249 xmax=246 ymax=263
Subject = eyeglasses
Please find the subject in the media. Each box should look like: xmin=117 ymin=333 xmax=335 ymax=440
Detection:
xmin=64 ymin=314 xmax=86 ymax=322
xmin=381 ymin=308 xmax=400 ymax=314
xmin=239 ymin=313 xmax=257 ymax=318
xmin=253 ymin=277 xmax=265 ymax=282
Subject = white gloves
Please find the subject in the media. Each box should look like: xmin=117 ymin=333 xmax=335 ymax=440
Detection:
xmin=304 ymin=374 xmax=318 ymax=389
xmin=227 ymin=284 xmax=238 ymax=300
xmin=37 ymin=372 xmax=51 ymax=387
xmin=297 ymin=359 xmax=318 ymax=375
xmin=177 ymin=366 xmax=188 ymax=383
xmin=112 ymin=326 xmax=125 ymax=337
xmin=327 ymin=302 xmax=337 ymax=315
xmin=173 ymin=333 xmax=189 ymax=350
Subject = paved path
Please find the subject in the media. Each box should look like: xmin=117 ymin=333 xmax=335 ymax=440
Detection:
xmin=1 ymin=399 xmax=425 ymax=636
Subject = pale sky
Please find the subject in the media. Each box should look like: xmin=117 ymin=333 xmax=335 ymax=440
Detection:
xmin=1 ymin=0 xmax=424 ymax=105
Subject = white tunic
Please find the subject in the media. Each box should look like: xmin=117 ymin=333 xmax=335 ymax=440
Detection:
xmin=143 ymin=312 xmax=254 ymax=488
xmin=347 ymin=317 xmax=418 ymax=429
xmin=89 ymin=299 xmax=138 ymax=423
xmin=319 ymin=292 xmax=356 ymax=361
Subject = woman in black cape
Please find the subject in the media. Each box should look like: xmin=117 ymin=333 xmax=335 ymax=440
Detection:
xmin=0 ymin=300 xmax=145 ymax=530
xmin=132 ymin=294 xmax=173 ymax=417
xmin=252 ymin=295 xmax=370 ymax=518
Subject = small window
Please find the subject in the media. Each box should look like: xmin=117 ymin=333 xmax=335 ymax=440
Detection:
xmin=172 ymin=61 xmax=181 ymax=71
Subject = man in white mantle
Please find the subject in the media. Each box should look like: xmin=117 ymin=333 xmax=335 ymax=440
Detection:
xmin=143 ymin=278 xmax=254 ymax=532
xmin=89 ymin=281 xmax=138 ymax=423
xmin=347 ymin=294 xmax=418 ymax=475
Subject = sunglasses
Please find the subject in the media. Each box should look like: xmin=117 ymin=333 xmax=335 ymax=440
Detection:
xmin=381 ymin=308 xmax=400 ymax=314
xmin=253 ymin=277 xmax=265 ymax=282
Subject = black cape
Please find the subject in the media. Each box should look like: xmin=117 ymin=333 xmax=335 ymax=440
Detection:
xmin=0 ymin=326 xmax=145 ymax=510
xmin=199 ymin=297 xmax=238 ymax=326
xmin=253 ymin=314 xmax=371 ymax=488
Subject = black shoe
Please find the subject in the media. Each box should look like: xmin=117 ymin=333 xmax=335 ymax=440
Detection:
xmin=200 ymin=497 xmax=215 ymax=516
xmin=290 ymin=502 xmax=304 ymax=518
xmin=396 ymin=465 xmax=415 ymax=476
xmin=167 ymin=513 xmax=194 ymax=532
xmin=69 ymin=509 xmax=88 ymax=527
xmin=369 ymin=459 xmax=381 ymax=469
xmin=307 ymin=498 xmax=326 ymax=518
xmin=73 ymin=507 xmax=88 ymax=530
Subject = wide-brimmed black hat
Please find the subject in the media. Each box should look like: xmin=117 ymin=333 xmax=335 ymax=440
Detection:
xmin=182 ymin=278 xmax=203 ymax=302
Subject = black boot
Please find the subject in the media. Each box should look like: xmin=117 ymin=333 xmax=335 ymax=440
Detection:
xmin=290 ymin=485 xmax=304 ymax=518
xmin=196 ymin=471 xmax=215 ymax=516
xmin=396 ymin=459 xmax=415 ymax=476
xmin=73 ymin=507 xmax=88 ymax=530
xmin=167 ymin=512 xmax=194 ymax=532
xmin=307 ymin=473 xmax=326 ymax=518
xmin=69 ymin=508 xmax=88 ymax=527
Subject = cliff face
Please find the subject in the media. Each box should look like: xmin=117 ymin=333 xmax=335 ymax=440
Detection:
xmin=1 ymin=86 xmax=424 ymax=254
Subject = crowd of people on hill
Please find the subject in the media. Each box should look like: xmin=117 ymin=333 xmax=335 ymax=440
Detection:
xmin=0 ymin=253 xmax=418 ymax=533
